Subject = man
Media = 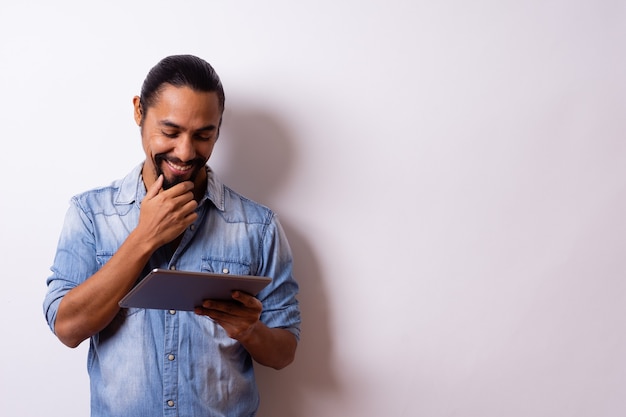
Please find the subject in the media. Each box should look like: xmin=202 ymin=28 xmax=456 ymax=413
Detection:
xmin=43 ymin=54 xmax=301 ymax=417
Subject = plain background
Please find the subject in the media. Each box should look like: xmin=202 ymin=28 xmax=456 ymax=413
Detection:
xmin=1 ymin=1 xmax=625 ymax=416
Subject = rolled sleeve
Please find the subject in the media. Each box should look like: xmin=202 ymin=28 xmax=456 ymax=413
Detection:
xmin=43 ymin=198 xmax=98 ymax=334
xmin=257 ymin=215 xmax=301 ymax=340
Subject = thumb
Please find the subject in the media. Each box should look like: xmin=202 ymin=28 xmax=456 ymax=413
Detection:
xmin=146 ymin=174 xmax=164 ymax=199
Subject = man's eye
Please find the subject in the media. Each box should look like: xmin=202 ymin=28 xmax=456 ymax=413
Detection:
xmin=195 ymin=134 xmax=213 ymax=141
xmin=162 ymin=131 xmax=179 ymax=138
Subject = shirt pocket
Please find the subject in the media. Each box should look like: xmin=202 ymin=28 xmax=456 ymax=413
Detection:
xmin=201 ymin=258 xmax=252 ymax=276
xmin=96 ymin=252 xmax=115 ymax=269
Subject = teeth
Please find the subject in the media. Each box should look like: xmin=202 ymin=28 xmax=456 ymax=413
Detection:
xmin=167 ymin=161 xmax=192 ymax=172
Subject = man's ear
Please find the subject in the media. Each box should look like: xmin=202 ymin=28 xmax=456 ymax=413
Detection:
xmin=132 ymin=96 xmax=143 ymax=126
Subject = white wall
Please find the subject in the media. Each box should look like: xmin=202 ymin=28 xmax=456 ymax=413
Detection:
xmin=1 ymin=1 xmax=625 ymax=416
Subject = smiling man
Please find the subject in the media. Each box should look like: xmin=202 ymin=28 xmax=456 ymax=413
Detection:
xmin=43 ymin=55 xmax=301 ymax=417
xmin=136 ymin=78 xmax=222 ymax=192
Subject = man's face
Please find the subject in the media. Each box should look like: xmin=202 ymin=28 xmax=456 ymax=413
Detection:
xmin=134 ymin=84 xmax=222 ymax=192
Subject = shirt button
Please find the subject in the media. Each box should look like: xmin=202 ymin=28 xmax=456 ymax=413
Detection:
xmin=190 ymin=224 xmax=196 ymax=231
xmin=167 ymin=400 xmax=175 ymax=407
xmin=169 ymin=310 xmax=176 ymax=315
xmin=170 ymin=265 xmax=176 ymax=270
xmin=168 ymin=354 xmax=175 ymax=361
xmin=222 ymin=268 xmax=229 ymax=274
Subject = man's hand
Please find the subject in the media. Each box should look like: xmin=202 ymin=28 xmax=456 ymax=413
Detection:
xmin=194 ymin=291 xmax=263 ymax=341
xmin=194 ymin=292 xmax=297 ymax=369
xmin=137 ymin=175 xmax=199 ymax=247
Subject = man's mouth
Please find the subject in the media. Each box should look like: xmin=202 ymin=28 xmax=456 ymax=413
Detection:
xmin=154 ymin=155 xmax=205 ymax=190
xmin=165 ymin=159 xmax=194 ymax=175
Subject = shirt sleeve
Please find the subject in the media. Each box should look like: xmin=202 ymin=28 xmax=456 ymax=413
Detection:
xmin=256 ymin=214 xmax=302 ymax=341
xmin=43 ymin=197 xmax=99 ymax=334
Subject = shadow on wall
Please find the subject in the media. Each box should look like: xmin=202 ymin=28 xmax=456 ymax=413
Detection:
xmin=215 ymin=107 xmax=340 ymax=417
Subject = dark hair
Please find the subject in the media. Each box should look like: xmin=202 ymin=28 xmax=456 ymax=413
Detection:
xmin=139 ymin=54 xmax=225 ymax=117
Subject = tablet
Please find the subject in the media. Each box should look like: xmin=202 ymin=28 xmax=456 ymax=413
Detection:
xmin=118 ymin=268 xmax=272 ymax=311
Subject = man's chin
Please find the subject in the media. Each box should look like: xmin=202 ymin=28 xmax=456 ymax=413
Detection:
xmin=162 ymin=175 xmax=190 ymax=190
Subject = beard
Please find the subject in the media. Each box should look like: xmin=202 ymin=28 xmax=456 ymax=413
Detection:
xmin=154 ymin=154 xmax=206 ymax=190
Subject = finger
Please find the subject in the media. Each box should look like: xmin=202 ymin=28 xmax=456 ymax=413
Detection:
xmin=159 ymin=184 xmax=197 ymax=215
xmin=177 ymin=192 xmax=199 ymax=209
xmin=162 ymin=180 xmax=195 ymax=198
xmin=232 ymin=291 xmax=262 ymax=310
xmin=201 ymin=299 xmax=228 ymax=311
xmin=194 ymin=307 xmax=228 ymax=323
xmin=194 ymin=307 xmax=210 ymax=316
xmin=145 ymin=175 xmax=164 ymax=199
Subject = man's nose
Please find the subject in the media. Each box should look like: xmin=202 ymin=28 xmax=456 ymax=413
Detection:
xmin=174 ymin=135 xmax=196 ymax=162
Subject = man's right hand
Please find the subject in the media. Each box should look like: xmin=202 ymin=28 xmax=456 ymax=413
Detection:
xmin=136 ymin=175 xmax=199 ymax=248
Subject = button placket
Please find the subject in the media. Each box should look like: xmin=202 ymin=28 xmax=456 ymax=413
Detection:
xmin=162 ymin=309 xmax=179 ymax=416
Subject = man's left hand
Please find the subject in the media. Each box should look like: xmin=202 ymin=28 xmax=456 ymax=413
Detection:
xmin=194 ymin=291 xmax=263 ymax=341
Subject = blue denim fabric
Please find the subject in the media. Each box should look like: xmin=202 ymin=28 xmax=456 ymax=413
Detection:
xmin=43 ymin=163 xmax=301 ymax=417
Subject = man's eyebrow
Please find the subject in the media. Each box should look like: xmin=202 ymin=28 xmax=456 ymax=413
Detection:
xmin=159 ymin=120 xmax=217 ymax=131
xmin=196 ymin=124 xmax=217 ymax=132
xmin=159 ymin=120 xmax=182 ymax=129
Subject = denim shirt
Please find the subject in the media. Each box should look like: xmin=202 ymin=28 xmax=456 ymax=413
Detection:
xmin=43 ymin=163 xmax=301 ymax=417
